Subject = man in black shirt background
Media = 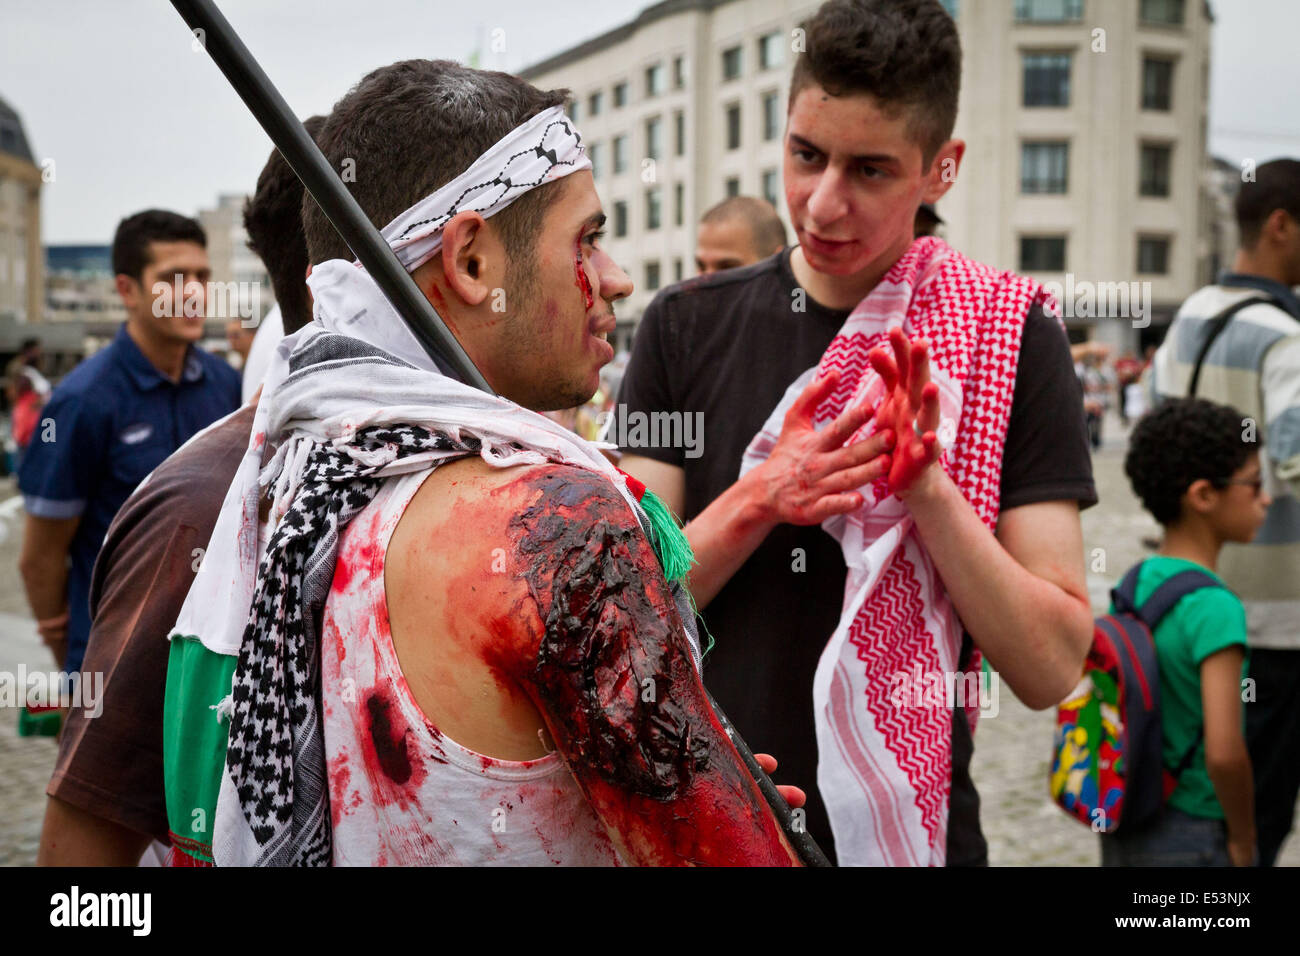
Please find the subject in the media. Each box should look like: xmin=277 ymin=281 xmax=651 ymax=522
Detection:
xmin=616 ymin=0 xmax=1097 ymax=864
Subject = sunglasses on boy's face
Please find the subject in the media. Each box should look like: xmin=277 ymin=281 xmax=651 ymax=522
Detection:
xmin=1221 ymin=475 xmax=1265 ymax=495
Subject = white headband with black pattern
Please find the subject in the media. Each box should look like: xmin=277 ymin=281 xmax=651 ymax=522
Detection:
xmin=377 ymin=106 xmax=589 ymax=273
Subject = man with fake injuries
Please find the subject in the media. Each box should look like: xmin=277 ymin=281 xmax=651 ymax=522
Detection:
xmin=163 ymin=60 xmax=938 ymax=866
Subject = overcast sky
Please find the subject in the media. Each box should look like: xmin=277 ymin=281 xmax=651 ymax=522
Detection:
xmin=2 ymin=0 xmax=1295 ymax=244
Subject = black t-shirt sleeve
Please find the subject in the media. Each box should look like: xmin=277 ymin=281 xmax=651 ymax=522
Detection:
xmin=615 ymin=292 xmax=684 ymax=467
xmin=999 ymin=304 xmax=1099 ymax=511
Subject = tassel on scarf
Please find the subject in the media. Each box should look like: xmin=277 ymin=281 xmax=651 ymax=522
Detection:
xmin=638 ymin=486 xmax=695 ymax=585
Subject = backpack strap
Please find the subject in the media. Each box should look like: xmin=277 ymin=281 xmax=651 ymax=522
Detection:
xmin=1188 ymin=295 xmax=1279 ymax=397
xmin=1133 ymin=568 xmax=1223 ymax=631
xmin=1109 ymin=562 xmax=1147 ymax=617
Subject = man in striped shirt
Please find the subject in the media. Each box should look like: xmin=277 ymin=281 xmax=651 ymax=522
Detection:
xmin=1149 ymin=158 xmax=1300 ymax=866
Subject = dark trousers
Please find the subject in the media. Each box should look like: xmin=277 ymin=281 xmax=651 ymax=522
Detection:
xmin=1246 ymin=648 xmax=1300 ymax=866
xmin=1100 ymin=807 xmax=1230 ymax=867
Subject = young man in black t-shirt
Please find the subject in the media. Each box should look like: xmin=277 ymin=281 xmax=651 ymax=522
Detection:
xmin=616 ymin=0 xmax=1097 ymax=864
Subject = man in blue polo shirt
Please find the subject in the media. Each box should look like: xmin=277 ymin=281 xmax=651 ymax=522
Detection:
xmin=18 ymin=209 xmax=240 ymax=675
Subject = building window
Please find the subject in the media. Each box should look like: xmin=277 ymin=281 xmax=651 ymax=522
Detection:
xmin=1140 ymin=0 xmax=1185 ymax=26
xmin=762 ymin=91 xmax=781 ymax=141
xmin=1139 ymin=143 xmax=1172 ymax=196
xmin=722 ymin=46 xmax=742 ymax=81
xmin=726 ymin=103 xmax=742 ymax=150
xmin=613 ymin=134 xmax=628 ymax=174
xmin=674 ymin=110 xmax=686 ymax=156
xmin=762 ymin=168 xmax=780 ymax=208
xmin=673 ymin=56 xmax=687 ymax=89
xmin=939 ymin=0 xmax=958 ymax=17
xmin=1022 ymin=52 xmax=1071 ymax=107
xmin=588 ymin=142 xmax=602 ymax=180
xmin=674 ymin=182 xmax=685 ymax=227
xmin=613 ymin=200 xmax=628 ymax=238
xmin=673 ymin=258 xmax=683 ymax=283
xmin=1021 ymin=141 xmax=1069 ymax=193
xmin=645 ymin=63 xmax=665 ymax=98
xmin=614 ymin=81 xmax=628 ymax=108
xmin=758 ymin=32 xmax=784 ymax=70
xmin=645 ymin=116 xmax=663 ymax=161
xmin=1136 ymin=236 xmax=1170 ymax=274
xmin=646 ymin=260 xmax=661 ymax=291
xmin=646 ymin=187 xmax=662 ymax=231
xmin=588 ymin=90 xmax=603 ymax=116
xmin=725 ymin=176 xmax=741 ymax=197
xmin=1019 ymin=236 xmax=1067 ymax=272
xmin=1142 ymin=57 xmax=1174 ymax=111
xmin=1014 ymin=0 xmax=1082 ymax=22
xmin=567 ymin=99 xmax=579 ymax=123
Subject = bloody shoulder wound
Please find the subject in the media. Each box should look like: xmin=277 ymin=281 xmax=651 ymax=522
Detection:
xmin=507 ymin=467 xmax=710 ymax=800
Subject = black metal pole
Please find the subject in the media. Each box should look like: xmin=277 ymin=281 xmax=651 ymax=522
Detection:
xmin=170 ymin=0 xmax=829 ymax=868
xmin=170 ymin=0 xmax=490 ymax=390
xmin=711 ymin=695 xmax=832 ymax=867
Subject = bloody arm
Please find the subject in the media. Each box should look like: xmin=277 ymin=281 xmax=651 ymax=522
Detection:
xmin=503 ymin=468 xmax=799 ymax=866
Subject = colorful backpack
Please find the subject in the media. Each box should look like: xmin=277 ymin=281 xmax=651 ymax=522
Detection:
xmin=1050 ymin=562 xmax=1219 ymax=833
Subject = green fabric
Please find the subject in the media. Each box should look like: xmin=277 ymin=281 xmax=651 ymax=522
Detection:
xmin=1110 ymin=557 xmax=1249 ymax=820
xmin=163 ymin=635 xmax=237 ymax=862
xmin=638 ymin=486 xmax=695 ymax=585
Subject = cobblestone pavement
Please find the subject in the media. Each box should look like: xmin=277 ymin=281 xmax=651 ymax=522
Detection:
xmin=1 ymin=416 xmax=1295 ymax=865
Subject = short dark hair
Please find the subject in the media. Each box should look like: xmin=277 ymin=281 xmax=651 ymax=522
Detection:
xmin=789 ymin=0 xmax=960 ymax=166
xmin=303 ymin=60 xmax=569 ymax=280
xmin=19 ymin=337 xmax=39 ymax=352
xmin=700 ymin=196 xmax=788 ymax=257
xmin=244 ymin=115 xmax=326 ymax=334
xmin=1235 ymin=158 xmax=1300 ymax=249
xmin=111 ymin=209 xmax=206 ymax=284
xmin=1125 ymin=398 xmax=1255 ymax=526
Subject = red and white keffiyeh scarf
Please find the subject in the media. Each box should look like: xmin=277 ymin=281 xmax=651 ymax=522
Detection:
xmin=741 ymin=237 xmax=1055 ymax=865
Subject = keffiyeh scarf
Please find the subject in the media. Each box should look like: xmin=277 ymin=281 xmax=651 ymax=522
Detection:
xmin=741 ymin=237 xmax=1054 ymax=866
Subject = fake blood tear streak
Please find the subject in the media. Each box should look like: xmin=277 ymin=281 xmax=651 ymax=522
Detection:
xmin=574 ymin=241 xmax=594 ymax=311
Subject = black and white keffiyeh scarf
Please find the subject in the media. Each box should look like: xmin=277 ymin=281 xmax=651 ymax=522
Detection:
xmin=226 ymin=410 xmax=466 ymax=865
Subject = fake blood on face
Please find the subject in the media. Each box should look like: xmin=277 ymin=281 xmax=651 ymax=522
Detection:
xmin=573 ymin=239 xmax=594 ymax=312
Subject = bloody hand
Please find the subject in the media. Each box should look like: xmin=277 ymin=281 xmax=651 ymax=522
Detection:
xmin=750 ymin=369 xmax=894 ymax=525
xmin=868 ymin=327 xmax=942 ymax=496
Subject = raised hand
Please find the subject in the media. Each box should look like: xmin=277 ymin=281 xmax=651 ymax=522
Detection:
xmin=867 ymin=327 xmax=943 ymax=496
xmin=752 ymin=369 xmax=894 ymax=525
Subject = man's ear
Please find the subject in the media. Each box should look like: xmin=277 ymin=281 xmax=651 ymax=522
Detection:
xmin=1262 ymin=208 xmax=1297 ymax=247
xmin=1184 ymin=478 xmax=1220 ymax=515
xmin=440 ymin=210 xmax=491 ymax=307
xmin=115 ymin=273 xmax=142 ymax=312
xmin=922 ymin=139 xmax=965 ymax=204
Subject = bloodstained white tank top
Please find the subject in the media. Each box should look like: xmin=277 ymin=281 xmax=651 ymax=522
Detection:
xmin=320 ymin=469 xmax=622 ymax=866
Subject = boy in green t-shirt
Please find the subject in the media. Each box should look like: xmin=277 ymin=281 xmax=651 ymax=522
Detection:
xmin=1103 ymin=398 xmax=1270 ymax=867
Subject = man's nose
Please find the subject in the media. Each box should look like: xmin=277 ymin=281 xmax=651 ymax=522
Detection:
xmin=594 ymin=249 xmax=633 ymax=303
xmin=805 ymin=167 xmax=849 ymax=227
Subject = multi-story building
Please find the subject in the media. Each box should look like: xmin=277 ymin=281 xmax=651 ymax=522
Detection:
xmin=945 ymin=0 xmax=1215 ymax=354
xmin=0 ymin=95 xmax=45 ymax=338
xmin=523 ymin=0 xmax=812 ymax=351
xmin=43 ymin=244 xmax=120 ymax=368
xmin=197 ymin=192 xmax=274 ymax=328
xmin=521 ymin=0 xmax=1218 ymax=356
